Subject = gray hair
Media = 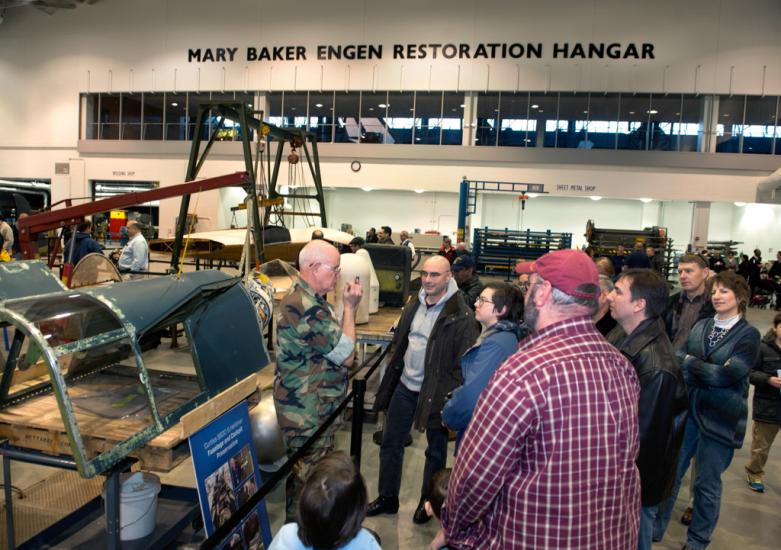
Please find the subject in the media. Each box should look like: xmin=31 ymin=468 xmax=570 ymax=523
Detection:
xmin=549 ymin=284 xmax=600 ymax=316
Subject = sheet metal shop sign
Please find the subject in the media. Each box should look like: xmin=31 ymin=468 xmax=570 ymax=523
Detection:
xmin=187 ymin=42 xmax=656 ymax=63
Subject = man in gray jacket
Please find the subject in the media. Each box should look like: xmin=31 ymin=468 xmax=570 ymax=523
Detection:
xmin=368 ymin=255 xmax=479 ymax=524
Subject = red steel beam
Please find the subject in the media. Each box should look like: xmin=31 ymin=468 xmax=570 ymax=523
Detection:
xmin=17 ymin=171 xmax=252 ymax=260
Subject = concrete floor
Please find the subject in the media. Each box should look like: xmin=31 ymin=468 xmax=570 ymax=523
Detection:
xmin=1 ymin=307 xmax=779 ymax=549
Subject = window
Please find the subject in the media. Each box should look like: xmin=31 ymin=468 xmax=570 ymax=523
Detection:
xmin=386 ymin=92 xmax=414 ymax=144
xmin=143 ymin=93 xmax=163 ymax=140
xmin=360 ymin=92 xmax=387 ymax=143
xmin=716 ymin=96 xmax=745 ymax=153
xmin=308 ymin=92 xmax=334 ymax=142
xmin=99 ymin=93 xmax=120 ymax=140
xmin=334 ymin=92 xmax=360 ymax=143
xmin=618 ymin=94 xmax=651 ymax=150
xmin=122 ymin=93 xmax=142 ymax=140
xmin=527 ymin=93 xmax=557 ymax=147
xmin=743 ymin=96 xmax=778 ymax=154
xmin=414 ymin=92 xmax=444 ymax=145
xmin=499 ymin=92 xmax=533 ymax=147
xmin=282 ymin=92 xmax=308 ymax=130
xmin=165 ymin=93 xmax=187 ymax=141
xmin=441 ymin=93 xmax=464 ymax=145
xmin=648 ymin=94 xmax=682 ymax=151
xmin=586 ymin=93 xmax=620 ymax=149
xmin=476 ymin=92 xmax=499 ymax=146
xmin=556 ymin=93 xmax=590 ymax=148
xmin=679 ymin=95 xmax=703 ymax=151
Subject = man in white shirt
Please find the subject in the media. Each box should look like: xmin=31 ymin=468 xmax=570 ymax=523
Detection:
xmin=399 ymin=230 xmax=418 ymax=265
xmin=116 ymin=220 xmax=149 ymax=276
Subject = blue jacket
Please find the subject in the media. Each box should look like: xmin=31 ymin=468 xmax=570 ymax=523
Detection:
xmin=679 ymin=317 xmax=761 ymax=448
xmin=442 ymin=320 xmax=525 ymax=436
xmin=64 ymin=232 xmax=103 ymax=266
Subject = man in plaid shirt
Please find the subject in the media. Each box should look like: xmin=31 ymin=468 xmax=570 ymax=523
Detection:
xmin=440 ymin=249 xmax=641 ymax=549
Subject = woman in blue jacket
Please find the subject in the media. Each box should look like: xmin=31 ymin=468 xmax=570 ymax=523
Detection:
xmin=442 ymin=282 xmax=526 ymax=448
xmin=656 ymin=271 xmax=760 ymax=550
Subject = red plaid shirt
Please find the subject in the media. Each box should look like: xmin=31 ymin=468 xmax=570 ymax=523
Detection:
xmin=442 ymin=316 xmax=641 ymax=549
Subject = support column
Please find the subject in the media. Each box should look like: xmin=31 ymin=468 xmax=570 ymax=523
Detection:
xmin=701 ymin=95 xmax=719 ymax=153
xmin=689 ymin=201 xmax=711 ymax=252
xmin=462 ymin=91 xmax=476 ymax=147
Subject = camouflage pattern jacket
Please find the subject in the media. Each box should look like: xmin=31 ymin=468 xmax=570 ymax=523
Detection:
xmin=273 ymin=278 xmax=355 ymax=449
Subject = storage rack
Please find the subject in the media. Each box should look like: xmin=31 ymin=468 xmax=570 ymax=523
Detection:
xmin=472 ymin=227 xmax=572 ymax=276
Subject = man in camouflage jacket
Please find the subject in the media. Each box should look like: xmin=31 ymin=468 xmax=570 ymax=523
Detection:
xmin=274 ymin=240 xmax=362 ymax=520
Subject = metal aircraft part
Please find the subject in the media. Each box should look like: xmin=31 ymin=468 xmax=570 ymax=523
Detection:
xmin=0 ymin=266 xmax=269 ymax=478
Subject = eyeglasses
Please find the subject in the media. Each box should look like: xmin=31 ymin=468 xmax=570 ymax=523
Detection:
xmin=476 ymin=296 xmax=494 ymax=306
xmin=311 ymin=262 xmax=341 ymax=274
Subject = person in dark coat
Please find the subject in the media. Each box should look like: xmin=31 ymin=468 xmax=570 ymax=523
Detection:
xmin=64 ymin=221 xmax=103 ymax=266
xmin=655 ymin=270 xmax=761 ymax=550
xmin=450 ymin=255 xmax=483 ymax=311
xmin=611 ymin=244 xmax=626 ymax=275
xmin=594 ymin=274 xmax=618 ymax=336
xmin=368 ymin=255 xmax=479 ymax=524
xmin=625 ymin=242 xmax=652 ymax=269
xmin=663 ymin=254 xmax=714 ymax=351
xmin=606 ymin=269 xmax=688 ymax=550
xmin=745 ymin=312 xmax=781 ymax=492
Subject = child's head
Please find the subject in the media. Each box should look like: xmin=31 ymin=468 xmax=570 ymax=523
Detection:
xmin=298 ymin=451 xmax=367 ymax=550
xmin=424 ymin=468 xmax=451 ymax=520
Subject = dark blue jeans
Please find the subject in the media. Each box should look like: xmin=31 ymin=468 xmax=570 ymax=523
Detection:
xmin=654 ymin=415 xmax=735 ymax=549
xmin=378 ymin=382 xmax=449 ymax=500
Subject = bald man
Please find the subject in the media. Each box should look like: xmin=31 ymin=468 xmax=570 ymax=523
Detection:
xmin=274 ymin=240 xmax=362 ymax=521
xmin=368 ymin=255 xmax=479 ymax=523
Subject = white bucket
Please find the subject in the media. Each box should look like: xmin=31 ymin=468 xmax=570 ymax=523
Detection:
xmin=103 ymin=471 xmax=161 ymax=541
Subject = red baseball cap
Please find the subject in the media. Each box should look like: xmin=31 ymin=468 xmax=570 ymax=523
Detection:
xmin=515 ymin=249 xmax=600 ymax=300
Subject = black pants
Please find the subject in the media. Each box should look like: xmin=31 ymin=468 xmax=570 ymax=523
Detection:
xmin=378 ymin=382 xmax=449 ymax=500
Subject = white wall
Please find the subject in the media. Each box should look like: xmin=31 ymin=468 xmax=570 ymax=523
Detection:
xmin=2 ymin=0 xmax=781 ymax=147
xmin=730 ymin=202 xmax=781 ymax=256
xmin=659 ymin=200 xmax=694 ymax=252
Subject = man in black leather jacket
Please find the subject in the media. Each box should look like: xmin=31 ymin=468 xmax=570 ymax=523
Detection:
xmin=607 ymin=269 xmax=688 ymax=550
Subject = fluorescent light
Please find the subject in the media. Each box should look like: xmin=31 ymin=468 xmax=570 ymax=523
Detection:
xmin=734 ymin=201 xmax=747 ymax=207
xmin=171 ymin=102 xmax=178 ymax=107
xmin=413 ymin=189 xmax=425 ymax=194
xmin=459 ymin=104 xmax=465 ymax=108
xmin=315 ymin=103 xmax=323 ymax=108
xmin=526 ymin=193 xmax=540 ymax=198
xmin=589 ymin=196 xmax=602 ymax=201
xmin=361 ymin=186 xmax=374 ymax=192
xmin=647 ymin=109 xmax=659 ymax=115
xmin=378 ymin=103 xmax=387 ymax=108
xmin=639 ymin=197 xmax=653 ymax=203
xmin=531 ymin=104 xmax=539 ymax=109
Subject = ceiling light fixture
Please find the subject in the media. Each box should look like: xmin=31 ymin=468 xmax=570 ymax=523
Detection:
xmin=413 ymin=189 xmax=425 ymax=194
xmin=361 ymin=186 xmax=374 ymax=192
xmin=734 ymin=201 xmax=747 ymax=207
xmin=378 ymin=103 xmax=387 ymax=108
xmin=639 ymin=197 xmax=654 ymax=203
xmin=171 ymin=102 xmax=178 ymax=107
xmin=647 ymin=109 xmax=659 ymax=114
xmin=531 ymin=104 xmax=539 ymax=109
xmin=589 ymin=196 xmax=602 ymax=201
xmin=315 ymin=103 xmax=323 ymax=108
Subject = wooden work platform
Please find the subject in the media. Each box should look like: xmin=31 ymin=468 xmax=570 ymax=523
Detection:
xmin=356 ymin=306 xmax=402 ymax=344
xmin=0 ymin=368 xmax=262 ymax=473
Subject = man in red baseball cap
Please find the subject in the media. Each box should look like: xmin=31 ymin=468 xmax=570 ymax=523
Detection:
xmin=441 ymin=249 xmax=642 ymax=549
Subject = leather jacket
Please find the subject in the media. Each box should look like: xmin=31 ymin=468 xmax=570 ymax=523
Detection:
xmin=750 ymin=334 xmax=781 ymax=424
xmin=374 ymin=292 xmax=479 ymax=431
xmin=608 ymin=317 xmax=688 ymax=506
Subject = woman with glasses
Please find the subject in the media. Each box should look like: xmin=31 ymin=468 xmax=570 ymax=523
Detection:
xmin=442 ymin=282 xmax=527 ymax=448
xmin=656 ymin=271 xmax=760 ymax=549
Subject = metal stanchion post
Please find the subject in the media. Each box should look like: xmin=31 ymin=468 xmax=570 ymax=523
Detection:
xmin=350 ymin=377 xmax=367 ymax=471
xmin=105 ymin=468 xmax=121 ymax=550
xmin=4 ymin=455 xmax=15 ymax=550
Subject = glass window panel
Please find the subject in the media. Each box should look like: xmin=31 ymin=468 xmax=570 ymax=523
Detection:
xmin=386 ymin=92 xmax=414 ymax=144
xmin=618 ymin=93 xmax=651 ymax=150
xmin=99 ymin=93 xmax=120 ymax=140
xmin=441 ymin=92 xmax=464 ymax=145
xmin=308 ymin=92 xmax=334 ymax=142
xmin=185 ymin=92 xmax=208 ymax=140
xmin=499 ymin=92 xmax=533 ymax=147
xmin=84 ymin=93 xmax=100 ymax=139
xmin=556 ymin=93 xmax=590 ymax=148
xmin=716 ymin=95 xmax=745 ymax=153
xmin=165 ymin=93 xmax=187 ymax=141
xmin=679 ymin=95 xmax=703 ymax=152
xmin=360 ymin=92 xmax=387 ymax=143
xmin=476 ymin=92 xmax=499 ymax=146
xmin=527 ymin=93 xmax=557 ymax=147
xmin=334 ymin=92 xmax=360 ymax=143
xmin=586 ymin=93 xmax=619 ymax=149
xmin=648 ymin=94 xmax=682 ymax=151
xmin=143 ymin=93 xmax=163 ymax=140
xmin=414 ymin=92 xmax=443 ymax=145
xmin=743 ymin=96 xmax=777 ymax=154
xmin=120 ymin=93 xmax=142 ymax=140
xmin=282 ymin=92 xmax=308 ymax=130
